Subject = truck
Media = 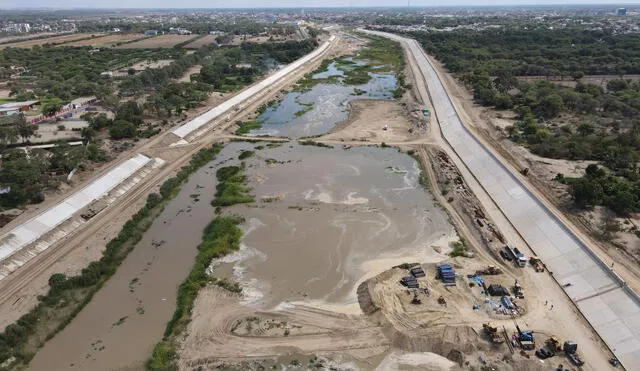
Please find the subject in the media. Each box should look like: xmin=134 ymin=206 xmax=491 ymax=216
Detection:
xmin=564 ymin=341 xmax=585 ymax=366
xmin=507 ymin=246 xmax=527 ymax=267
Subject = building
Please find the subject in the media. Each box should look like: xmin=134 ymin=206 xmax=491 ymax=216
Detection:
xmin=0 ymin=100 xmax=40 ymax=116
xmin=169 ymin=27 xmax=192 ymax=35
xmin=144 ymin=30 xmax=158 ymax=36
xmin=617 ymin=8 xmax=627 ymax=16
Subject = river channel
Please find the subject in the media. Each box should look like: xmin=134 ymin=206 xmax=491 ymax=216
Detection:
xmin=28 ymin=57 xmax=455 ymax=371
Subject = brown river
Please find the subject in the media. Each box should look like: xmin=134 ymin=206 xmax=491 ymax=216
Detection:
xmin=28 ymin=142 xmax=456 ymax=371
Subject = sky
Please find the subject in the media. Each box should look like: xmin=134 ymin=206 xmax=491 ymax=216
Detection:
xmin=1 ymin=0 xmax=637 ymax=9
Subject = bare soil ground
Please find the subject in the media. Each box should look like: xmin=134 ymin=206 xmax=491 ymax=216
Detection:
xmin=117 ymin=35 xmax=197 ymax=49
xmin=320 ymin=99 xmax=424 ymax=144
xmin=65 ymin=33 xmax=147 ymax=47
xmin=184 ymin=35 xmax=217 ymax=49
xmin=177 ymin=64 xmax=202 ymax=82
xmin=0 ymin=33 xmax=59 ymax=44
xmin=0 ymin=33 xmax=106 ymax=49
xmin=227 ymin=34 xmax=300 ymax=45
xmin=127 ymin=59 xmax=174 ymax=70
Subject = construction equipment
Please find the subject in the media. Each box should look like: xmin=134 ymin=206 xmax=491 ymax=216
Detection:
xmin=564 ymin=341 xmax=584 ymax=366
xmin=507 ymin=246 xmax=527 ymax=267
xmin=411 ymin=290 xmax=422 ymax=305
xmin=437 ymin=296 xmax=446 ymax=306
xmin=513 ymin=283 xmax=525 ymax=299
xmin=535 ymin=347 xmax=554 ymax=359
xmin=546 ymin=336 xmax=562 ymax=352
xmin=475 ymin=265 xmax=503 ymax=276
xmin=529 ymin=256 xmax=545 ymax=272
xmin=515 ymin=324 xmax=535 ymax=350
xmin=483 ymin=323 xmax=505 ymax=344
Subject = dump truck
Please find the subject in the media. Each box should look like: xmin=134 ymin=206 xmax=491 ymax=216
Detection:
xmin=529 ymin=256 xmax=545 ymax=272
xmin=483 ymin=323 xmax=504 ymax=344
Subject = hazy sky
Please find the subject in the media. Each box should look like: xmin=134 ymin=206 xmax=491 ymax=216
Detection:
xmin=1 ymin=0 xmax=637 ymax=9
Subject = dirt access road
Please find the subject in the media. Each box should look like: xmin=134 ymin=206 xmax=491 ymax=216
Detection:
xmin=0 ymin=35 xmax=350 ymax=332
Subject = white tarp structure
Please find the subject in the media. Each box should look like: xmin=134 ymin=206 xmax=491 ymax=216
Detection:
xmin=0 ymin=154 xmax=151 ymax=262
xmin=366 ymin=30 xmax=640 ymax=370
xmin=172 ymin=36 xmax=335 ymax=139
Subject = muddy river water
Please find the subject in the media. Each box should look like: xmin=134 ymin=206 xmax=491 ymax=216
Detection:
xmin=28 ymin=57 xmax=456 ymax=371
xmin=217 ymin=143 xmax=455 ymax=310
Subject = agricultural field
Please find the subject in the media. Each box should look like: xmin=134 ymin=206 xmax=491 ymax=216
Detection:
xmin=0 ymin=33 xmax=106 ymax=49
xmin=184 ymin=35 xmax=218 ymax=49
xmin=65 ymin=33 xmax=148 ymax=47
xmin=117 ymin=34 xmax=198 ymax=49
xmin=0 ymin=32 xmax=59 ymax=45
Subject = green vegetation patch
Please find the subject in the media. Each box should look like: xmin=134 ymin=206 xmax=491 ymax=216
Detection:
xmin=294 ymin=105 xmax=314 ymax=118
xmin=148 ymin=215 xmax=244 ymax=370
xmin=238 ymin=150 xmax=255 ymax=160
xmin=299 ymin=140 xmax=333 ymax=148
xmin=211 ymin=165 xmax=255 ymax=206
xmin=449 ymin=240 xmax=473 ymax=258
xmin=0 ymin=144 xmax=224 ymax=369
xmin=235 ymin=120 xmax=262 ymax=135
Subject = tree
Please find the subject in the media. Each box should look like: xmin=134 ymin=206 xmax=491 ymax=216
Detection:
xmin=606 ymin=190 xmax=635 ymax=215
xmin=15 ymin=115 xmax=36 ymax=143
xmin=535 ymin=93 xmax=564 ymax=119
xmin=571 ymin=71 xmax=585 ymax=81
xmin=109 ymin=120 xmax=137 ymax=139
xmin=577 ymin=123 xmax=595 ymax=137
xmin=0 ymin=126 xmax=19 ymax=149
xmin=116 ymin=101 xmax=143 ymax=124
xmin=606 ymin=79 xmax=628 ymax=92
xmin=570 ymin=178 xmax=604 ymax=208
xmin=81 ymin=127 xmax=97 ymax=143
xmin=585 ymin=164 xmax=606 ymax=179
xmin=42 ymin=99 xmax=62 ymax=117
xmin=494 ymin=94 xmax=513 ymax=109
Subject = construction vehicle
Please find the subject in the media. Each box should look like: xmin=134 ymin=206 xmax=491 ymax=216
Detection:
xmin=546 ymin=336 xmax=562 ymax=352
xmin=507 ymin=245 xmax=527 ymax=267
xmin=483 ymin=323 xmax=505 ymax=344
xmin=564 ymin=341 xmax=585 ymax=366
xmin=515 ymin=324 xmax=535 ymax=350
xmin=535 ymin=347 xmax=554 ymax=359
xmin=437 ymin=296 xmax=447 ymax=306
xmin=513 ymin=283 xmax=525 ymax=299
xmin=529 ymin=256 xmax=545 ymax=272
xmin=411 ymin=290 xmax=422 ymax=305
xmin=475 ymin=265 xmax=503 ymax=276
